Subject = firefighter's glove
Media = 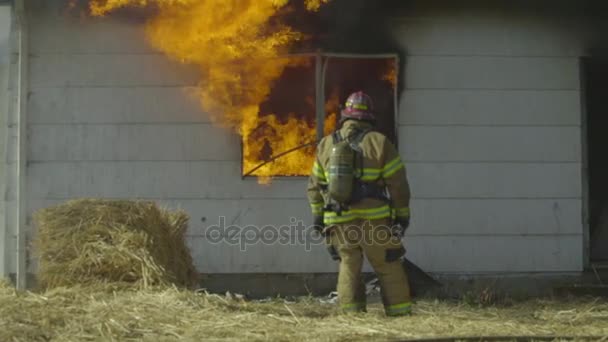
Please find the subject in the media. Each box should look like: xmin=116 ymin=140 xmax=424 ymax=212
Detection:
xmin=312 ymin=216 xmax=326 ymax=236
xmin=398 ymin=217 xmax=410 ymax=230
xmin=391 ymin=217 xmax=410 ymax=238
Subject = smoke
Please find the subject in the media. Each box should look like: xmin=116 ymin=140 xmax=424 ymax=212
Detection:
xmin=279 ymin=0 xmax=407 ymax=143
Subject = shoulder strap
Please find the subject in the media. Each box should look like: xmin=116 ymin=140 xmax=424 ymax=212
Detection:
xmin=353 ymin=128 xmax=373 ymax=144
xmin=349 ymin=128 xmax=373 ymax=152
xmin=332 ymin=131 xmax=343 ymax=144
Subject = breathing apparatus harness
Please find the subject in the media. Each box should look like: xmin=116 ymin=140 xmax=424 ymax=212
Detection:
xmin=322 ymin=127 xmax=391 ymax=217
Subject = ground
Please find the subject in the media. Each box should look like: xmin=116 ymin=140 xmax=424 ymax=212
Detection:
xmin=1 ymin=281 xmax=607 ymax=342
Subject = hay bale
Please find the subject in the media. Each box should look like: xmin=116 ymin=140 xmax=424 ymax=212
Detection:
xmin=33 ymin=199 xmax=198 ymax=289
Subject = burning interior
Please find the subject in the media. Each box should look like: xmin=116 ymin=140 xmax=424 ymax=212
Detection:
xmin=242 ymin=55 xmax=398 ymax=180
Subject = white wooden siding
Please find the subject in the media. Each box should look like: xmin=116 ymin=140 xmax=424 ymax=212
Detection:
xmin=391 ymin=1 xmax=585 ymax=273
xmin=13 ymin=0 xmax=592 ymax=274
xmin=401 ymin=90 xmax=581 ymax=126
xmin=29 ymin=87 xmax=209 ymax=124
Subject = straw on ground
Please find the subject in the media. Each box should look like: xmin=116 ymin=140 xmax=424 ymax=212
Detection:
xmin=0 ymin=281 xmax=607 ymax=341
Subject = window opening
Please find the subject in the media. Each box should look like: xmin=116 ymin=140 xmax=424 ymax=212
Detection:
xmin=242 ymin=53 xmax=398 ymax=181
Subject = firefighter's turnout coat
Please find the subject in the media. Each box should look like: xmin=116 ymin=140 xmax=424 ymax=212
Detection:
xmin=307 ymin=120 xmax=411 ymax=225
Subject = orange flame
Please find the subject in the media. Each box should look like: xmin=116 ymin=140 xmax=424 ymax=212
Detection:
xmin=87 ymin=0 xmax=333 ymax=183
xmin=383 ymin=59 xmax=398 ymax=90
xmin=304 ymin=0 xmax=331 ymax=11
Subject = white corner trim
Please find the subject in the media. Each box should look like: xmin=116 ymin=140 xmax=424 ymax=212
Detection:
xmin=14 ymin=0 xmax=28 ymax=289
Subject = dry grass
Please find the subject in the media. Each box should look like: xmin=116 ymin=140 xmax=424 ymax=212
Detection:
xmin=17 ymin=199 xmax=608 ymax=341
xmin=0 ymin=281 xmax=607 ymax=342
xmin=33 ymin=199 xmax=198 ymax=289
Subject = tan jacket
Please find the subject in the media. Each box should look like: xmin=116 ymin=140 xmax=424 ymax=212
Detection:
xmin=307 ymin=120 xmax=411 ymax=225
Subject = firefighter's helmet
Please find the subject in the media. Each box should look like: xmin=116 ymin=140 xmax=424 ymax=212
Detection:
xmin=341 ymin=91 xmax=376 ymax=122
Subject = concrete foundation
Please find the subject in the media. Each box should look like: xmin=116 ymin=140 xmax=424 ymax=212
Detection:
xmin=9 ymin=270 xmax=608 ymax=301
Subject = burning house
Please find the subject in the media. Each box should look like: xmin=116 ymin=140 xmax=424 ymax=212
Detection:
xmin=1 ymin=0 xmax=608 ymax=294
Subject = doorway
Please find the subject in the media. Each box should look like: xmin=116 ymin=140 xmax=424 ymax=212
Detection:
xmin=583 ymin=57 xmax=608 ymax=263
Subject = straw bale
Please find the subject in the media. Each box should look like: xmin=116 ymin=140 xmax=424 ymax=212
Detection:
xmin=33 ymin=199 xmax=197 ymax=289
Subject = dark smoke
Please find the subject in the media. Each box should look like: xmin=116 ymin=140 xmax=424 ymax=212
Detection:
xmin=278 ymin=0 xmax=408 ymax=143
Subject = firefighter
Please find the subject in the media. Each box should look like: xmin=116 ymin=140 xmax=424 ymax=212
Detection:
xmin=307 ymin=91 xmax=412 ymax=316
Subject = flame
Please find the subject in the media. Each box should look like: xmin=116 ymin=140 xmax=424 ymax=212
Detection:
xmin=87 ymin=0 xmax=333 ymax=183
xmin=304 ymin=0 xmax=331 ymax=11
xmin=383 ymin=59 xmax=398 ymax=90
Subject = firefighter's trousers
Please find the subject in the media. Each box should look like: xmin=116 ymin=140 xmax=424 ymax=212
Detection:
xmin=327 ymin=218 xmax=412 ymax=316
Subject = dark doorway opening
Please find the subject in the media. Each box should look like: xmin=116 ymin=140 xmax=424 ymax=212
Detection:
xmin=583 ymin=57 xmax=608 ymax=263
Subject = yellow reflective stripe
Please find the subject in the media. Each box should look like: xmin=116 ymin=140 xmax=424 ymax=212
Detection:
xmin=387 ymin=302 xmax=412 ymax=310
xmin=312 ymin=170 xmax=326 ymax=179
xmin=362 ymin=168 xmax=381 ymax=174
xmin=367 ymin=212 xmax=391 ymax=220
xmin=351 ymin=104 xmax=369 ymax=110
xmin=395 ymin=207 xmax=410 ymax=217
xmin=312 ymin=161 xmax=326 ymax=180
xmin=383 ymin=157 xmax=405 ymax=178
xmin=386 ymin=302 xmax=412 ymax=316
xmin=324 ymin=205 xmax=391 ymax=224
xmin=384 ymin=157 xmax=401 ymax=171
xmin=325 ymin=215 xmax=356 ymax=224
xmin=324 ymin=205 xmax=390 ymax=218
xmin=359 ymin=168 xmax=382 ymax=182
xmin=311 ymin=202 xmax=324 ymax=215
xmin=341 ymin=302 xmax=366 ymax=312
xmin=383 ymin=163 xmax=404 ymax=178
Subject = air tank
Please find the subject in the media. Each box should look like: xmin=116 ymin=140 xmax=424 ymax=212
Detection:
xmin=328 ymin=140 xmax=355 ymax=203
